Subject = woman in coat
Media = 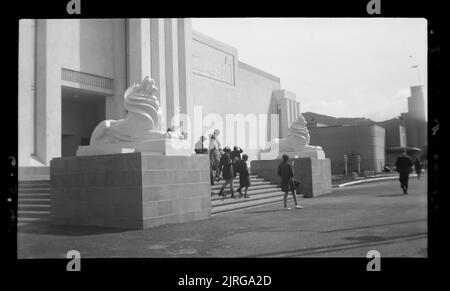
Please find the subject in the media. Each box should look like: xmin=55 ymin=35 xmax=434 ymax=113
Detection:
xmin=277 ymin=154 xmax=303 ymax=210
xmin=217 ymin=147 xmax=235 ymax=199
xmin=237 ymin=154 xmax=250 ymax=198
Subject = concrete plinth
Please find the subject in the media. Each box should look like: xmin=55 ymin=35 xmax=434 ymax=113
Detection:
xmin=50 ymin=153 xmax=211 ymax=229
xmin=76 ymin=139 xmax=192 ymax=157
xmin=251 ymin=157 xmax=332 ymax=198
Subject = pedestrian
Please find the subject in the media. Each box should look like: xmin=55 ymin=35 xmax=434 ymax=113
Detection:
xmin=278 ymin=154 xmax=303 ymax=210
xmin=209 ymin=134 xmax=221 ymax=181
xmin=414 ymin=158 xmax=423 ymax=180
xmin=395 ymin=150 xmax=413 ymax=194
xmin=237 ymin=154 xmax=250 ymax=198
xmin=218 ymin=147 xmax=236 ymax=199
xmin=230 ymin=146 xmax=243 ymax=178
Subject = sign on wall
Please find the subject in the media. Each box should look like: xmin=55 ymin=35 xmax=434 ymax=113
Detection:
xmin=192 ymin=39 xmax=235 ymax=85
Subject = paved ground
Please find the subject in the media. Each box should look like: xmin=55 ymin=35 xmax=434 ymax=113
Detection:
xmin=18 ymin=175 xmax=427 ymax=258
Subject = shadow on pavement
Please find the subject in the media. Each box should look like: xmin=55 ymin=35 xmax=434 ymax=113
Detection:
xmin=377 ymin=193 xmax=406 ymax=197
xmin=321 ymin=219 xmax=426 ymax=233
xmin=18 ymin=222 xmax=130 ymax=236
xmin=250 ymin=232 xmax=427 ymax=257
xmin=242 ymin=208 xmax=289 ymax=214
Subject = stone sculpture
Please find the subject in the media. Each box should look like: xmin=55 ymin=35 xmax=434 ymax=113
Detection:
xmin=260 ymin=114 xmax=325 ymax=159
xmin=77 ymin=76 xmax=191 ymax=156
xmin=90 ymin=76 xmax=166 ymax=144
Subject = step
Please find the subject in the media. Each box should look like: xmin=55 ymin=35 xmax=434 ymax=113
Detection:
xmin=19 ymin=181 xmax=50 ymax=186
xmin=19 ymin=204 xmax=51 ymax=211
xmin=19 ymin=196 xmax=51 ymax=204
xmin=18 ymin=180 xmax=50 ymax=185
xmin=212 ymin=196 xmax=297 ymax=215
xmin=18 ymin=210 xmax=51 ymax=218
xmin=211 ymin=183 xmax=278 ymax=194
xmin=18 ymin=188 xmax=50 ymax=194
xmin=18 ymin=185 xmax=50 ymax=190
xmin=211 ymin=187 xmax=283 ymax=201
xmin=212 ymin=190 xmax=286 ymax=207
xmin=18 ymin=193 xmax=51 ymax=199
xmin=212 ymin=176 xmax=265 ymax=183
xmin=18 ymin=198 xmax=51 ymax=205
xmin=211 ymin=180 xmax=272 ymax=190
xmin=18 ymin=217 xmax=49 ymax=223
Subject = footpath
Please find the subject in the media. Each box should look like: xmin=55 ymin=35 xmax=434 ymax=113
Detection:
xmin=332 ymin=172 xmax=419 ymax=188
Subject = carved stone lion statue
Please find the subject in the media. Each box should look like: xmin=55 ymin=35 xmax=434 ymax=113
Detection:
xmin=260 ymin=113 xmax=324 ymax=159
xmin=90 ymin=76 xmax=168 ymax=144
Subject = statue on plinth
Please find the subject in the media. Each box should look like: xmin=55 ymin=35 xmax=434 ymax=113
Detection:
xmin=90 ymin=76 xmax=167 ymax=144
xmin=77 ymin=76 xmax=192 ymax=157
xmin=260 ymin=114 xmax=325 ymax=160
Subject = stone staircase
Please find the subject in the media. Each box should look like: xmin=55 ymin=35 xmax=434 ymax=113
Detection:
xmin=210 ymin=174 xmax=295 ymax=215
xmin=17 ymin=174 xmax=294 ymax=225
xmin=18 ymin=180 xmax=51 ymax=226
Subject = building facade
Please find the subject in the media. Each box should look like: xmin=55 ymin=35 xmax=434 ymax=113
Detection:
xmin=19 ymin=19 xmax=302 ymax=177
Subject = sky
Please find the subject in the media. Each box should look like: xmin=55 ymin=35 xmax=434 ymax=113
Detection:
xmin=192 ymin=18 xmax=427 ymax=122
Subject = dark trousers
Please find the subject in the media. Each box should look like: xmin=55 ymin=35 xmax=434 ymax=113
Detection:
xmin=399 ymin=172 xmax=410 ymax=189
xmin=284 ymin=188 xmax=298 ymax=208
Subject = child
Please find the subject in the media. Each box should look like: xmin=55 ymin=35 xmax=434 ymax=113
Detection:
xmin=237 ymin=154 xmax=251 ymax=198
xmin=278 ymin=154 xmax=303 ymax=209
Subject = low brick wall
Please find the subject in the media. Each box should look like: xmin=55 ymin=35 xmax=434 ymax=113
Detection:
xmin=50 ymin=153 xmax=211 ymax=229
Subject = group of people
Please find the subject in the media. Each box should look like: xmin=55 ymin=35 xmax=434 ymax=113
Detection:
xmin=195 ymin=130 xmax=304 ymax=209
xmin=195 ymin=130 xmax=251 ymax=200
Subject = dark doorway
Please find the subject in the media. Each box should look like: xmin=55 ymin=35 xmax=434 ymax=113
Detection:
xmin=61 ymin=87 xmax=106 ymax=157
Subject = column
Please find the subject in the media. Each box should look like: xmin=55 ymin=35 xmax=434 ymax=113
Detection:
xmin=18 ymin=19 xmax=36 ymax=166
xmin=177 ymin=18 xmax=193 ymax=142
xmin=127 ymin=19 xmax=152 ymax=86
xmin=150 ymin=18 xmax=167 ymax=131
xmin=164 ymin=18 xmax=180 ymax=129
xmin=296 ymin=102 xmax=301 ymax=117
xmin=107 ymin=18 xmax=127 ymax=120
xmin=289 ymin=99 xmax=294 ymax=126
xmin=280 ymin=98 xmax=289 ymax=139
xmin=35 ymin=19 xmax=62 ymax=165
xmin=293 ymin=100 xmax=298 ymax=120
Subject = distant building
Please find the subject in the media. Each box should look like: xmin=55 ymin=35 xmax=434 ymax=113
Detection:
xmin=309 ymin=124 xmax=385 ymax=174
xmin=306 ymin=85 xmax=427 ymax=174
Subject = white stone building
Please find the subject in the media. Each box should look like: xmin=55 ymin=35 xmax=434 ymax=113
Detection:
xmin=18 ymin=19 xmax=303 ymax=179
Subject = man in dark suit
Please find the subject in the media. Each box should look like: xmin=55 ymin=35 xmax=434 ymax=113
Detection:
xmin=395 ymin=150 xmax=413 ymax=194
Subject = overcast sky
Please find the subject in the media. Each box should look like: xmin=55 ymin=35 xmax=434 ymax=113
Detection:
xmin=192 ymin=18 xmax=427 ymax=122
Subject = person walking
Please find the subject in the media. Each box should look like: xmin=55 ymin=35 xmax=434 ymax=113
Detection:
xmin=218 ymin=147 xmax=236 ymax=199
xmin=414 ymin=158 xmax=423 ymax=180
xmin=278 ymin=154 xmax=303 ymax=210
xmin=395 ymin=150 xmax=413 ymax=194
xmin=209 ymin=134 xmax=221 ymax=182
xmin=230 ymin=146 xmax=243 ymax=178
xmin=236 ymin=154 xmax=250 ymax=198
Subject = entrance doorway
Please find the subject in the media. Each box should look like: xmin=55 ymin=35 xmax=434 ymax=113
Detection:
xmin=61 ymin=87 xmax=106 ymax=157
